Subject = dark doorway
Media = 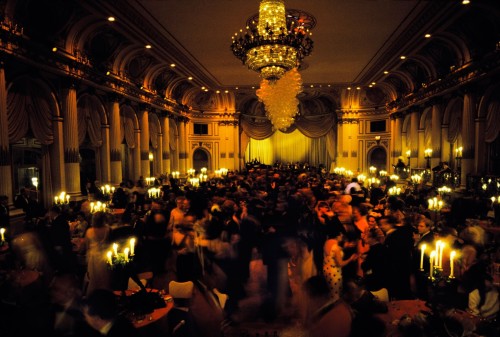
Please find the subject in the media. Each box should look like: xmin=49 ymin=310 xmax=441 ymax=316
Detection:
xmin=369 ymin=147 xmax=387 ymax=171
xmin=80 ymin=148 xmax=96 ymax=194
xmin=192 ymin=148 xmax=210 ymax=172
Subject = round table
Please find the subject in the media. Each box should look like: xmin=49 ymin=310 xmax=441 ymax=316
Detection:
xmin=375 ymin=300 xmax=430 ymax=336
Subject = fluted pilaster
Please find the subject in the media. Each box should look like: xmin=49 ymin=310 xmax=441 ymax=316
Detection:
xmin=109 ymin=100 xmax=122 ymax=184
xmin=410 ymin=111 xmax=419 ymax=167
xmin=63 ymin=85 xmax=80 ymax=197
xmin=461 ymin=93 xmax=476 ymax=185
xmin=139 ymin=110 xmax=150 ymax=178
xmin=100 ymin=124 xmax=111 ymax=183
xmin=161 ymin=116 xmax=170 ymax=173
xmin=133 ymin=129 xmax=141 ymax=181
xmin=178 ymin=119 xmax=187 ymax=173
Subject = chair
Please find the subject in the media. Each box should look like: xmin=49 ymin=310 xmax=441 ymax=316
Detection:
xmin=127 ymin=271 xmax=153 ymax=291
xmin=370 ymin=288 xmax=389 ymax=302
xmin=212 ymin=288 xmax=228 ymax=310
xmin=168 ymin=281 xmax=195 ymax=336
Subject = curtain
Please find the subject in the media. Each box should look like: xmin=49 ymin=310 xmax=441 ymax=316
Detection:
xmin=485 ymin=100 xmax=500 ymax=143
xmin=246 ymin=129 xmax=331 ymax=167
xmin=240 ymin=130 xmax=250 ymax=156
xmin=169 ymin=121 xmax=177 ymax=151
xmin=77 ymin=96 xmax=103 ymax=147
xmin=240 ymin=115 xmax=275 ymax=140
xmin=447 ymin=101 xmax=462 ymax=143
xmin=149 ymin=115 xmax=159 ymax=149
xmin=240 ymin=113 xmax=336 ymax=140
xmin=424 ymin=113 xmax=432 ymax=147
xmin=326 ymin=127 xmax=337 ymax=161
xmin=7 ymin=83 xmax=54 ymax=145
xmin=295 ymin=113 xmax=335 ymax=138
xmin=121 ymin=116 xmax=136 ymax=148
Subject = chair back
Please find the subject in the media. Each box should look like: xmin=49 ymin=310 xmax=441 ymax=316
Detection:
xmin=169 ymin=280 xmax=194 ymax=300
xmin=212 ymin=288 xmax=228 ymax=309
xmin=370 ymin=288 xmax=389 ymax=302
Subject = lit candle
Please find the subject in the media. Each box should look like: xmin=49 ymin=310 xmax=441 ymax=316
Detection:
xmin=113 ymin=243 xmax=118 ymax=257
xmin=107 ymin=251 xmax=112 ymax=265
xmin=130 ymin=238 xmax=135 ymax=256
xmin=101 ymin=186 xmax=105 ymax=194
xmin=90 ymin=202 xmax=94 ymax=213
xmin=420 ymin=244 xmax=427 ymax=270
xmin=449 ymin=251 xmax=456 ymax=278
xmin=428 ymin=199 xmax=434 ymax=209
xmin=124 ymin=247 xmax=129 ymax=262
xmin=435 ymin=240 xmax=441 ymax=266
xmin=430 ymin=251 xmax=436 ymax=279
xmin=66 ymin=195 xmax=70 ymax=203
xmin=439 ymin=242 xmax=445 ymax=268
xmin=111 ymin=187 xmax=115 ymax=193
xmin=0 ymin=228 xmax=5 ymax=241
xmin=54 ymin=196 xmax=59 ymax=204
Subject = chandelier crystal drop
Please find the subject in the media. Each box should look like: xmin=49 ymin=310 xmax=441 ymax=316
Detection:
xmin=231 ymin=0 xmax=314 ymax=130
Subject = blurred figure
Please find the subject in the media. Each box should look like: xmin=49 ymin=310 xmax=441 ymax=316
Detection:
xmin=84 ymin=211 xmax=111 ymax=296
xmin=48 ymin=206 xmax=74 ymax=273
xmin=49 ymin=273 xmax=93 ymax=337
xmin=83 ymin=289 xmax=139 ymax=337
xmin=303 ymin=276 xmax=352 ymax=337
xmin=11 ymin=230 xmax=52 ymax=278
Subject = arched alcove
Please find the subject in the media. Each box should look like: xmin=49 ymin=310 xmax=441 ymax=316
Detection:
xmin=192 ymin=147 xmax=210 ymax=172
xmin=368 ymin=147 xmax=387 ymax=171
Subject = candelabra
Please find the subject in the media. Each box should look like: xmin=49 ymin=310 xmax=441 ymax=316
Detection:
xmin=369 ymin=166 xmax=377 ymax=176
xmin=187 ymin=168 xmax=196 ymax=177
xmin=171 ymin=171 xmax=180 ymax=179
xmin=454 ymin=146 xmax=462 ymax=187
xmin=388 ymin=186 xmax=401 ymax=195
xmin=357 ymin=174 xmax=366 ymax=183
xmin=145 ymin=177 xmax=155 ymax=186
xmin=148 ymin=187 xmax=161 ymax=199
xmin=411 ymin=174 xmax=422 ymax=185
xmin=437 ymin=186 xmax=452 ymax=196
xmin=90 ymin=201 xmax=109 ymax=213
xmin=379 ymin=170 xmax=387 ymax=177
xmin=100 ymin=184 xmax=115 ymax=196
xmin=428 ymin=197 xmax=443 ymax=211
xmin=406 ymin=150 xmax=411 ymax=167
xmin=200 ymin=167 xmax=207 ymax=175
xmin=54 ymin=191 xmax=70 ymax=205
xmin=389 ymin=174 xmax=399 ymax=182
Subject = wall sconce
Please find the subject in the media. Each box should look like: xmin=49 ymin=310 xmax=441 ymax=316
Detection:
xmin=455 ymin=146 xmax=463 ymax=159
xmin=31 ymin=177 xmax=38 ymax=190
xmin=406 ymin=150 xmax=411 ymax=166
xmin=375 ymin=136 xmax=381 ymax=145
xmin=424 ymin=148 xmax=432 ymax=169
xmin=149 ymin=152 xmax=154 ymax=161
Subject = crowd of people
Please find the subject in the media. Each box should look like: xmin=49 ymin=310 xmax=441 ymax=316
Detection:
xmin=0 ymin=165 xmax=499 ymax=337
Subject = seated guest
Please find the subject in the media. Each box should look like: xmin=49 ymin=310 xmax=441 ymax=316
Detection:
xmin=468 ymin=273 xmax=499 ymax=320
xmin=83 ymin=289 xmax=139 ymax=337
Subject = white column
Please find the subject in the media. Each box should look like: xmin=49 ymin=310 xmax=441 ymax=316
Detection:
xmin=233 ymin=122 xmax=240 ymax=171
xmin=0 ymin=67 xmax=12 ymax=203
xmin=100 ymin=124 xmax=110 ymax=184
xmin=133 ymin=129 xmax=141 ymax=181
xmin=431 ymin=104 xmax=442 ymax=169
xmin=474 ymin=117 xmax=486 ymax=173
xmin=161 ymin=116 xmax=170 ymax=174
xmin=51 ymin=116 xmax=66 ymax=193
xmin=461 ymin=92 xmax=476 ymax=186
xmin=139 ymin=109 xmax=150 ymax=178
xmin=62 ymin=84 xmax=81 ymax=197
xmin=109 ymin=99 xmax=122 ymax=184
xmin=410 ymin=111 xmax=419 ymax=168
xmin=393 ymin=116 xmax=402 ymax=160
xmin=178 ymin=118 xmax=187 ymax=173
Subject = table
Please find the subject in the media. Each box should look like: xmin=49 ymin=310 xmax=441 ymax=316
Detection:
xmin=114 ymin=289 xmax=174 ymax=330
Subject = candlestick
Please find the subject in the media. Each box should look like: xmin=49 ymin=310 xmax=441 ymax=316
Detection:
xmin=107 ymin=251 xmax=113 ymax=265
xmin=420 ymin=244 xmax=426 ymax=270
xmin=449 ymin=251 xmax=456 ymax=278
xmin=130 ymin=238 xmax=135 ymax=256
xmin=430 ymin=251 xmax=436 ymax=279
xmin=113 ymin=243 xmax=118 ymax=257
xmin=0 ymin=228 xmax=5 ymax=241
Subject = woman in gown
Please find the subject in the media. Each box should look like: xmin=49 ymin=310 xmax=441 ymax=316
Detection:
xmin=84 ymin=211 xmax=112 ymax=295
xmin=323 ymin=229 xmax=358 ymax=302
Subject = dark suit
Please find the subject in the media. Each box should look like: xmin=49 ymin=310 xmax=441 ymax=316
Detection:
xmin=384 ymin=225 xmax=414 ymax=299
xmin=49 ymin=214 xmax=75 ymax=272
xmin=362 ymin=243 xmax=389 ymax=291
xmin=0 ymin=203 xmax=9 ymax=227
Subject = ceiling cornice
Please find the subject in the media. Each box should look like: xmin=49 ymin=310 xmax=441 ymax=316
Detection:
xmin=355 ymin=1 xmax=458 ymax=85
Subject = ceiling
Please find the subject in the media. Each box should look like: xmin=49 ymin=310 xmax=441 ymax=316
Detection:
xmin=131 ymin=0 xmax=426 ymax=87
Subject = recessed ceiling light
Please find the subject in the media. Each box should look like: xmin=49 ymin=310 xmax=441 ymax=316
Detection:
xmin=106 ymin=71 xmax=110 ymax=76
xmin=170 ymin=63 xmax=176 ymax=67
xmin=52 ymin=47 xmax=57 ymax=52
xmin=327 ymin=85 xmax=331 ymax=87
xmin=347 ymin=87 xmax=351 ymax=90
xmin=201 ymin=86 xmax=205 ymax=90
xmin=462 ymin=0 xmax=470 ymax=5
xmin=384 ymin=71 xmax=389 ymax=74
xmin=356 ymin=87 xmax=361 ymax=90
xmin=369 ymin=85 xmax=373 ymax=88
xmin=216 ymin=90 xmax=220 ymax=94
xmin=252 ymin=86 xmax=255 ymax=89
xmin=145 ymin=44 xmax=152 ymax=49
xmin=224 ymin=90 xmax=229 ymax=93
xmin=108 ymin=16 xmax=115 ymax=22
xmin=188 ymin=76 xmax=193 ymax=80
xmin=424 ymin=34 xmax=431 ymax=38
xmin=400 ymin=56 xmax=406 ymax=60
xmin=371 ymin=82 xmax=376 ymax=85
xmin=204 ymin=89 xmax=208 ymax=92
xmin=235 ymin=87 xmax=239 ymax=90
xmin=310 ymin=85 xmax=314 ymax=88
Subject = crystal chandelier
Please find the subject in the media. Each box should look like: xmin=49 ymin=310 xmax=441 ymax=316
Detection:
xmin=231 ymin=0 xmax=314 ymax=130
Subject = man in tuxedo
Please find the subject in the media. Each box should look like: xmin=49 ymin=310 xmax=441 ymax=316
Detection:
xmin=83 ymin=289 xmax=139 ymax=337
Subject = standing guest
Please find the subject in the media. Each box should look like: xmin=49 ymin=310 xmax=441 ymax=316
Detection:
xmin=83 ymin=289 xmax=139 ymax=337
xmin=167 ymin=196 xmax=186 ymax=240
xmin=323 ymin=228 xmax=356 ymax=302
xmin=366 ymin=215 xmax=385 ymax=244
xmin=362 ymin=228 xmax=389 ymax=292
xmin=84 ymin=211 xmax=111 ymax=296
xmin=379 ymin=215 xmax=414 ymax=300
xmin=48 ymin=206 xmax=74 ymax=273
xmin=353 ymin=205 xmax=370 ymax=277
